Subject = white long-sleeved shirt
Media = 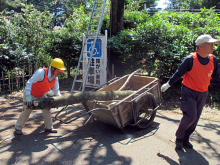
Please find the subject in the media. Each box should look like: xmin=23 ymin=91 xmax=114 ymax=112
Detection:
xmin=24 ymin=67 xmax=61 ymax=96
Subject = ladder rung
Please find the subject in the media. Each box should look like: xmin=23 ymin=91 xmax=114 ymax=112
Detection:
xmin=92 ymin=17 xmax=100 ymax=19
xmin=86 ymin=36 xmax=97 ymax=39
xmin=94 ymin=9 xmax=102 ymax=12
xmin=78 ymin=69 xmax=88 ymax=72
xmin=95 ymin=1 xmax=104 ymax=4
xmin=85 ymin=42 xmax=94 ymax=44
xmin=86 ymin=36 xmax=100 ymax=38
xmin=90 ymin=25 xmax=98 ymax=27
xmin=87 ymin=34 xmax=96 ymax=36
xmin=83 ymin=51 xmax=92 ymax=53
xmin=75 ymin=80 xmax=83 ymax=83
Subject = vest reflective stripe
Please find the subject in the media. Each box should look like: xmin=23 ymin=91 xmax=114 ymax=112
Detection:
xmin=182 ymin=53 xmax=214 ymax=92
xmin=31 ymin=68 xmax=56 ymax=97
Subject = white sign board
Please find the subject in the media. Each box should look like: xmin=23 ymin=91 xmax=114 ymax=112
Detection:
xmin=83 ymin=31 xmax=107 ymax=88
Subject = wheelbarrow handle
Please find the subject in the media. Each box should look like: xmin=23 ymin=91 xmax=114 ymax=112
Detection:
xmin=55 ymin=106 xmax=109 ymax=124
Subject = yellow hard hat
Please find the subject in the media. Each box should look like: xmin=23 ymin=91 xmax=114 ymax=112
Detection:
xmin=50 ymin=58 xmax=65 ymax=73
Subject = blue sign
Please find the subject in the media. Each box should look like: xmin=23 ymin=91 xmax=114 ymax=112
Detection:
xmin=87 ymin=39 xmax=102 ymax=57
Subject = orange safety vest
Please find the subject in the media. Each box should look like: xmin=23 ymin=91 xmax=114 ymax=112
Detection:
xmin=182 ymin=53 xmax=214 ymax=92
xmin=31 ymin=68 xmax=56 ymax=97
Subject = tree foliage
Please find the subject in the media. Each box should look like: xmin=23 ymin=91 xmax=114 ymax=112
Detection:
xmin=46 ymin=5 xmax=90 ymax=78
xmin=1 ymin=1 xmax=220 ymax=83
xmin=166 ymin=0 xmax=220 ymax=9
xmin=108 ymin=8 xmax=220 ymax=80
xmin=125 ymin=0 xmax=159 ymax=9
xmin=0 ymin=0 xmax=26 ymax=12
xmin=0 ymin=4 xmax=53 ymax=72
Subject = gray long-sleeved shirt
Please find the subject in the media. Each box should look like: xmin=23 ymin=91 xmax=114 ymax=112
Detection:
xmin=168 ymin=53 xmax=220 ymax=88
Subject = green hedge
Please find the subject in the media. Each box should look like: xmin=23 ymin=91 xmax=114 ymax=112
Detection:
xmin=108 ymin=8 xmax=220 ymax=81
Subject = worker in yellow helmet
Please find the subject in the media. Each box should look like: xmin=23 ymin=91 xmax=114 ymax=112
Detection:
xmin=15 ymin=58 xmax=65 ymax=135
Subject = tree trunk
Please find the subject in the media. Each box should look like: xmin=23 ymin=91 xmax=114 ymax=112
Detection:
xmin=110 ymin=0 xmax=124 ymax=36
xmin=30 ymin=90 xmax=134 ymax=110
xmin=67 ymin=64 xmax=71 ymax=78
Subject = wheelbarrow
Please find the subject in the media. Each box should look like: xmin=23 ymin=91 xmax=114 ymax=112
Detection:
xmin=55 ymin=71 xmax=162 ymax=130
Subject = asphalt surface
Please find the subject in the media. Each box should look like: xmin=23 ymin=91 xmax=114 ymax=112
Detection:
xmin=0 ymin=103 xmax=220 ymax=165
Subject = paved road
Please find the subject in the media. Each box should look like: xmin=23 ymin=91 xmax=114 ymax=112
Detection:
xmin=0 ymin=104 xmax=220 ymax=165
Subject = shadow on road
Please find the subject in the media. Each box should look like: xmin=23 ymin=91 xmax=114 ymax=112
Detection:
xmin=0 ymin=103 xmax=219 ymax=164
xmin=2 ymin=106 xmax=160 ymax=165
xmin=156 ymin=111 xmax=220 ymax=165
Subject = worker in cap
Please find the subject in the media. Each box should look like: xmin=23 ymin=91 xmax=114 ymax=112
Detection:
xmin=161 ymin=34 xmax=220 ymax=149
xmin=15 ymin=58 xmax=65 ymax=135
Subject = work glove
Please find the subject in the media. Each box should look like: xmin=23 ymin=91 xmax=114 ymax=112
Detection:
xmin=161 ymin=82 xmax=170 ymax=92
xmin=26 ymin=95 xmax=32 ymax=106
xmin=47 ymin=90 xmax=54 ymax=96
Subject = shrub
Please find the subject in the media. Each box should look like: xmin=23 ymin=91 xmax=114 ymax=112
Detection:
xmin=108 ymin=8 xmax=220 ymax=80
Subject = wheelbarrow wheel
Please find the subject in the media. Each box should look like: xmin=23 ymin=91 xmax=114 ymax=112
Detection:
xmin=133 ymin=92 xmax=157 ymax=129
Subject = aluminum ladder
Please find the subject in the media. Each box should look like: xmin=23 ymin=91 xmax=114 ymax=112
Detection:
xmin=71 ymin=0 xmax=107 ymax=93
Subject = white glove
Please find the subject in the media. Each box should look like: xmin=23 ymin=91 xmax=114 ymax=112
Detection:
xmin=161 ymin=82 xmax=170 ymax=92
xmin=47 ymin=90 xmax=54 ymax=96
xmin=26 ymin=95 xmax=32 ymax=106
xmin=56 ymin=93 xmax=61 ymax=96
xmin=55 ymin=91 xmax=61 ymax=96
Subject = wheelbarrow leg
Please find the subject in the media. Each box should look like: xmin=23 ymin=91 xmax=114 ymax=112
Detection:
xmin=82 ymin=101 xmax=94 ymax=124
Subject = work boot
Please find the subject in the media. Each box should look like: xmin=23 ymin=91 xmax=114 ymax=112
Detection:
xmin=45 ymin=128 xmax=57 ymax=133
xmin=183 ymin=140 xmax=193 ymax=149
xmin=175 ymin=138 xmax=183 ymax=149
xmin=14 ymin=128 xmax=23 ymax=135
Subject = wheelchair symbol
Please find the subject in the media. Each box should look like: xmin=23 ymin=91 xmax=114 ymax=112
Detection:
xmin=87 ymin=39 xmax=102 ymax=57
xmin=89 ymin=46 xmax=100 ymax=56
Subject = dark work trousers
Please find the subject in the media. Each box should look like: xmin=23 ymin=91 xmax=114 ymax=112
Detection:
xmin=175 ymin=85 xmax=208 ymax=141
